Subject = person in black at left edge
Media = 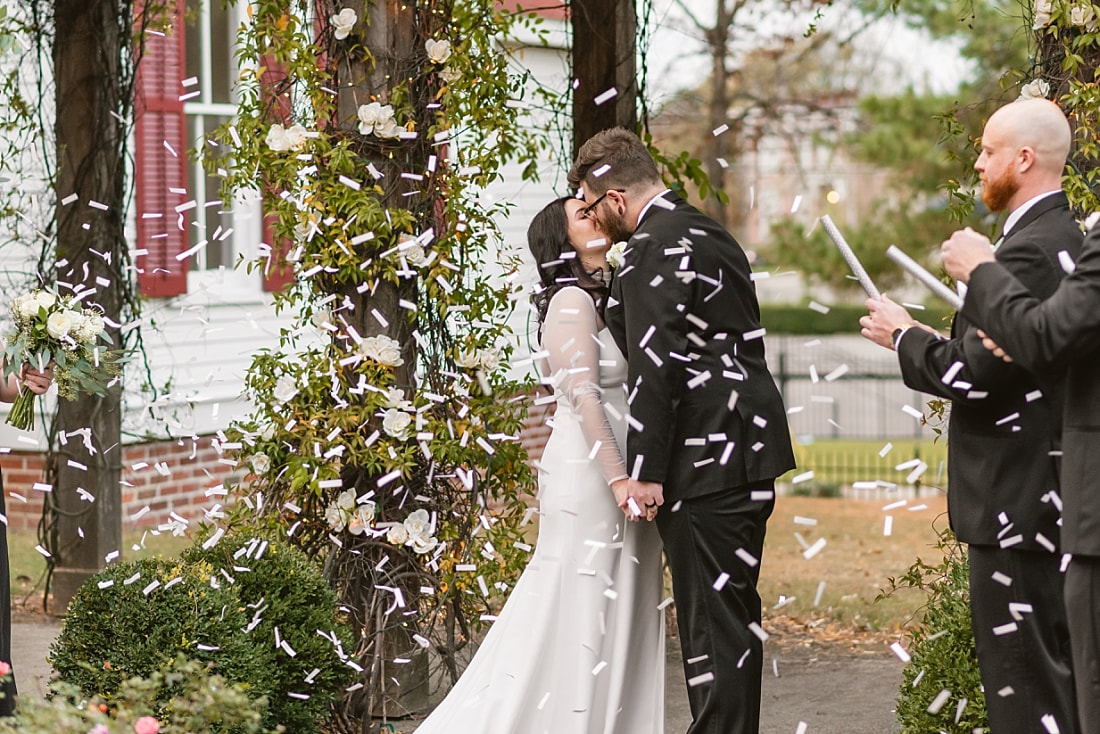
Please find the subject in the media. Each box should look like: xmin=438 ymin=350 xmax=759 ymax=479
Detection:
xmin=0 ymin=363 xmax=53 ymax=716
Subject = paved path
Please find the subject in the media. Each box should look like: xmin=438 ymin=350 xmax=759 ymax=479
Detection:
xmin=11 ymin=619 xmax=903 ymax=732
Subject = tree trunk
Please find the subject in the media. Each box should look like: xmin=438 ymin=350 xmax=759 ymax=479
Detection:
xmin=338 ymin=0 xmax=426 ymax=723
xmin=50 ymin=0 xmax=125 ymax=611
xmin=705 ymin=6 xmax=732 ymax=226
xmin=571 ymin=0 xmax=637 ymax=158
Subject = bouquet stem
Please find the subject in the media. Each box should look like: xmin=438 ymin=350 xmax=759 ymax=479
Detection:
xmin=5 ymin=385 xmax=35 ymax=431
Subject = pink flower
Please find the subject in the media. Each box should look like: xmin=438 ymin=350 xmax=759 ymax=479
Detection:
xmin=0 ymin=661 xmax=10 ymax=677
xmin=90 ymin=726 xmax=110 ymax=734
xmin=134 ymin=717 xmax=160 ymax=734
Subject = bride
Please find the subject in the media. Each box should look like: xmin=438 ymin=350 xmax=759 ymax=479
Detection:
xmin=414 ymin=197 xmax=666 ymax=733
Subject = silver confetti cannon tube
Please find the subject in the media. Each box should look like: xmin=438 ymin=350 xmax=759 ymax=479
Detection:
xmin=886 ymin=245 xmax=964 ymax=310
xmin=819 ymin=215 xmax=881 ymax=300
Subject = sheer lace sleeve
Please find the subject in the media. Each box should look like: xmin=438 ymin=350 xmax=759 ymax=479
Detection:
xmin=541 ymin=287 xmax=629 ymax=486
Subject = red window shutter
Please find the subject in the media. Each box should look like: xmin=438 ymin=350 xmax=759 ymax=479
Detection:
xmin=261 ymin=57 xmax=295 ymax=293
xmin=134 ymin=0 xmax=189 ymax=298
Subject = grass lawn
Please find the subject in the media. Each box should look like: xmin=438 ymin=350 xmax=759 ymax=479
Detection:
xmin=7 ymin=528 xmax=193 ymax=607
xmin=782 ymin=437 xmax=950 ymax=491
xmin=5 ymin=487 xmax=950 ymax=633
xmin=760 ymin=492 xmax=949 ymax=631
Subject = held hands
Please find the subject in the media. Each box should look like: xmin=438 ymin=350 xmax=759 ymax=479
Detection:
xmin=941 ymin=227 xmax=996 ymax=284
xmin=611 ymin=477 xmax=663 ymax=522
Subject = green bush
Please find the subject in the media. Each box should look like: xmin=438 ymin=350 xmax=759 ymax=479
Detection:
xmin=50 ymin=534 xmax=355 ymax=732
xmin=183 ymin=534 xmax=356 ymax=730
xmin=1 ymin=655 xmax=280 ymax=733
xmin=882 ymin=527 xmax=987 ymax=732
xmin=0 ymin=655 xmax=279 ymax=734
xmin=759 ymin=301 xmax=955 ymax=335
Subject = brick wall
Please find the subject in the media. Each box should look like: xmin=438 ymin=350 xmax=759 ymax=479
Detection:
xmin=1 ymin=435 xmax=244 ymax=532
xmin=1 ymin=397 xmax=558 ymax=533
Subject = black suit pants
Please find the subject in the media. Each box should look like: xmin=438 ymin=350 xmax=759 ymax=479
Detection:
xmin=656 ymin=480 xmax=774 ymax=734
xmin=1065 ymin=554 xmax=1100 ymax=733
xmin=0 ymin=472 xmax=15 ymax=716
xmin=968 ymin=545 xmax=1077 ymax=733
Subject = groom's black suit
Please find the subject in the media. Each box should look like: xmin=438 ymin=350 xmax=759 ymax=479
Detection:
xmin=605 ymin=192 xmax=794 ymax=734
xmin=893 ymin=192 xmax=1080 ymax=733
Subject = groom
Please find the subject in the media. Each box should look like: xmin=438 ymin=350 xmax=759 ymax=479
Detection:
xmin=569 ymin=128 xmax=795 ymax=734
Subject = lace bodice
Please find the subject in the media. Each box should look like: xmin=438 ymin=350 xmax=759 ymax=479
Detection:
xmin=538 ymin=286 xmax=628 ymax=485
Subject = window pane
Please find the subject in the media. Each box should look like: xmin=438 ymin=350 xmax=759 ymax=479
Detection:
xmin=188 ymin=114 xmax=235 ymax=272
xmin=211 ymin=1 xmax=231 ymax=102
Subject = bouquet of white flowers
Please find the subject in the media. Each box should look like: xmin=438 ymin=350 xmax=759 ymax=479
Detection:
xmin=3 ymin=288 xmax=122 ymax=430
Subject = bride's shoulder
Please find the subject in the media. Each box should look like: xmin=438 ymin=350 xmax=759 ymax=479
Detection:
xmin=546 ymin=285 xmax=597 ymax=313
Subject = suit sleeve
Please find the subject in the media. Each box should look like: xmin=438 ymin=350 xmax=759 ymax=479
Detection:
xmin=897 ymin=235 xmax=1063 ymax=403
xmin=616 ymin=236 xmax=692 ymax=484
xmin=963 ymin=228 xmax=1100 ymax=372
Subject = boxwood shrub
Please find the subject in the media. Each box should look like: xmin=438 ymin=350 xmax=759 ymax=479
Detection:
xmin=50 ymin=534 xmax=355 ymax=732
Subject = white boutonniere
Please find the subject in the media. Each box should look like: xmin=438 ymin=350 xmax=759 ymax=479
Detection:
xmin=607 ymin=241 xmax=628 ymax=270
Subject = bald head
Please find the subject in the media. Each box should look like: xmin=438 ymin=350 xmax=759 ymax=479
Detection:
xmin=986 ymin=98 xmax=1071 ymax=174
xmin=977 ymin=99 xmax=1071 ymax=212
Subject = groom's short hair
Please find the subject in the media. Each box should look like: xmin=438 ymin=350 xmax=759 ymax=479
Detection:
xmin=568 ymin=128 xmax=662 ymax=195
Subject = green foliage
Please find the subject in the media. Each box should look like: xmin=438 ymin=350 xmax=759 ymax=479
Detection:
xmin=50 ymin=535 xmax=354 ymax=732
xmin=880 ymin=526 xmax=987 ymax=732
xmin=759 ymin=301 xmax=954 ymax=335
xmin=0 ymin=656 xmax=280 ymax=733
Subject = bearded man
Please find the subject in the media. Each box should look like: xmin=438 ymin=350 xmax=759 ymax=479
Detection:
xmin=861 ymin=98 xmax=1081 ymax=733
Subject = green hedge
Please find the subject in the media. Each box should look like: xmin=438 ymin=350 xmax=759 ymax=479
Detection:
xmin=51 ymin=534 xmax=355 ymax=733
xmin=759 ymin=301 xmax=955 ymax=335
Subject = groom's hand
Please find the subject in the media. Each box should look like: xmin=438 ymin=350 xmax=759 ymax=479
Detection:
xmin=612 ymin=479 xmax=664 ymax=521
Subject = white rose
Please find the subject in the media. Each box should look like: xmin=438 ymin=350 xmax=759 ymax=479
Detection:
xmin=337 ymin=488 xmax=357 ymax=511
xmin=410 ymin=535 xmax=438 ymax=554
xmin=324 ymin=503 xmax=347 ymax=532
xmin=425 ymin=39 xmax=452 ymax=64
xmin=607 ymin=241 xmax=628 ymax=269
xmin=272 ymin=375 xmax=298 ymax=405
xmin=478 ymin=347 xmax=502 ymax=372
xmin=285 ymin=123 xmax=308 ymax=150
xmin=373 ymin=117 xmax=402 ymax=140
xmin=249 ymin=452 xmax=271 ymax=474
xmin=14 ymin=294 xmax=37 ymax=321
xmin=382 ymin=408 xmax=413 ymax=440
xmin=35 ymin=291 xmax=57 ymax=310
xmin=260 ymin=422 xmax=276 ymax=441
xmin=403 ymin=508 xmax=431 ymax=540
xmin=312 ymin=308 xmax=335 ymax=331
xmin=393 ymin=233 xmax=428 ymax=267
xmin=440 ymin=66 xmax=461 ymax=85
xmin=1019 ymin=78 xmax=1050 ymax=100
xmin=331 ymin=7 xmax=357 ymax=40
xmin=386 ymin=523 xmax=409 ymax=546
xmin=383 ymin=387 xmax=412 ymax=410
xmin=265 ymin=123 xmax=292 ymax=152
xmin=360 ymin=335 xmax=404 ymax=367
xmin=357 ymin=102 xmax=396 ymax=136
xmin=456 ymin=349 xmax=480 ymax=369
xmin=347 ymin=503 xmax=375 ymax=535
xmin=46 ymin=310 xmax=75 ymax=339
xmin=82 ymin=310 xmax=105 ymax=338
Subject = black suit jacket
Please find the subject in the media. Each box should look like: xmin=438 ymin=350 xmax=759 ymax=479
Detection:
xmin=896 ymin=192 xmax=1081 ymax=549
xmin=605 ymin=193 xmax=795 ymax=501
xmin=963 ymin=202 xmax=1100 ymax=556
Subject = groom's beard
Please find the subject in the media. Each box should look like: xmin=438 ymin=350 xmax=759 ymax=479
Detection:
xmin=599 ymin=206 xmax=635 ymax=245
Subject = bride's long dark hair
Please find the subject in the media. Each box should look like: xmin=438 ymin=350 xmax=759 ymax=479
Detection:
xmin=527 ymin=197 xmax=609 ymax=337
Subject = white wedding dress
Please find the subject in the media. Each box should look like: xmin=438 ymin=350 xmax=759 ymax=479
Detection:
xmin=415 ymin=286 xmax=665 ymax=734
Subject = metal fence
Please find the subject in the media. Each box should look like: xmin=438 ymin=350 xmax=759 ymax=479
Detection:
xmin=765 ymin=334 xmax=941 ymax=442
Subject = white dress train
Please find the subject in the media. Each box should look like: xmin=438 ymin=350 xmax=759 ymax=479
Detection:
xmin=414 ymin=286 xmax=665 ymax=734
